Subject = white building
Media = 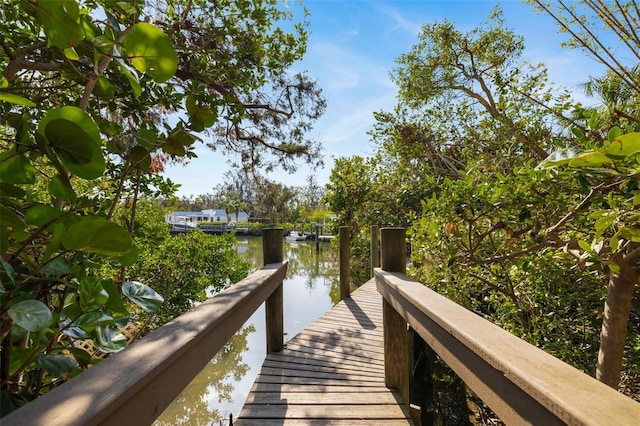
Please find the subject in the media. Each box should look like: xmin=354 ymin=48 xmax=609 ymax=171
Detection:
xmin=165 ymin=210 xmax=249 ymax=227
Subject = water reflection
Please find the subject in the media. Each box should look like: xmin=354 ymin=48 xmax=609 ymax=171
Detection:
xmin=155 ymin=237 xmax=339 ymax=425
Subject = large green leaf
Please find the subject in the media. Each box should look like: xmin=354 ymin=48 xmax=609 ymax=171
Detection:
xmin=35 ymin=0 xmax=85 ymax=49
xmin=122 ymin=281 xmax=164 ymax=313
xmin=93 ymin=326 xmax=126 ymax=353
xmin=121 ymin=23 xmax=178 ymax=83
xmin=604 ymin=132 xmax=640 ymax=158
xmin=0 ymin=92 xmax=36 ymax=107
xmin=537 ymin=147 xmax=580 ymax=169
xmin=38 ymin=107 xmax=105 ymax=179
xmin=36 ymin=354 xmax=78 ymax=376
xmin=62 ymin=218 xmax=132 ymax=256
xmin=0 ymin=152 xmax=35 ymax=184
xmin=8 ymin=300 xmax=52 ymax=332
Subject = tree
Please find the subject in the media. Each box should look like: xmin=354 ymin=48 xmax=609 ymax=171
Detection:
xmin=527 ymin=0 xmax=640 ymax=390
xmin=0 ymin=0 xmax=323 ymax=414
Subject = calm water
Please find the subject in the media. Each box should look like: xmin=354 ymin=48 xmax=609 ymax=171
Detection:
xmin=155 ymin=236 xmax=340 ymax=425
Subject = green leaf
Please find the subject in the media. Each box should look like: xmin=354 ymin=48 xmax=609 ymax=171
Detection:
xmin=135 ymin=127 xmax=157 ymax=150
xmin=537 ymin=147 xmax=580 ymax=169
xmin=74 ymin=312 xmax=115 ymax=327
xmin=607 ymin=126 xmax=621 ymax=142
xmin=0 ymin=205 xmax=26 ymax=232
xmin=162 ymin=127 xmax=197 ymax=155
xmin=0 ymin=92 xmax=36 ymax=107
xmin=1 ymin=257 xmax=15 ymax=284
xmin=25 ymin=204 xmax=63 ymax=227
xmin=604 ymin=132 xmax=640 ymax=158
xmin=62 ymin=218 xmax=132 ymax=256
xmin=578 ymin=240 xmax=591 ymax=253
xmin=98 ymin=119 xmax=122 ymax=136
xmin=38 ymin=106 xmax=105 ymax=180
xmin=116 ymin=59 xmax=141 ymax=97
xmin=121 ymin=23 xmax=178 ymax=83
xmin=93 ymin=76 xmax=116 ymax=100
xmin=8 ymin=300 xmax=52 ymax=332
xmin=93 ymin=326 xmax=126 ymax=353
xmin=129 ymin=145 xmax=151 ymax=169
xmin=619 ymin=226 xmax=640 ymax=242
xmin=568 ymin=151 xmax=613 ymax=168
xmin=48 ymin=174 xmax=77 ymax=202
xmin=102 ymin=281 xmax=129 ymax=314
xmin=40 ymin=257 xmax=73 ymax=275
xmin=122 ymin=281 xmax=164 ymax=313
xmin=112 ymin=245 xmax=139 ymax=267
xmin=43 ymin=223 xmax=66 ymax=262
xmin=36 ymin=354 xmax=78 ymax=376
xmin=36 ymin=0 xmax=85 ymax=49
xmin=79 ymin=277 xmax=109 ymax=310
xmin=1 ymin=390 xmax=28 ymax=417
xmin=0 ymin=152 xmax=35 ymax=184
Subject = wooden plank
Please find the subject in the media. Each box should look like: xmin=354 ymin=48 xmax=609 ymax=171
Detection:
xmin=247 ymin=383 xmax=394 ymax=394
xmin=238 ymin=419 xmax=411 ymax=425
xmin=239 ymin=403 xmax=410 ymax=419
xmin=281 ymin=343 xmax=385 ymax=363
xmin=244 ymin=391 xmax=403 ymax=405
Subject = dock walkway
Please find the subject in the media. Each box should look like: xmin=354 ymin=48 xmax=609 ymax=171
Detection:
xmin=237 ymin=279 xmax=413 ymax=425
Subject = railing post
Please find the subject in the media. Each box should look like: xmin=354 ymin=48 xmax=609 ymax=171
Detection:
xmin=263 ymin=228 xmax=284 ymax=353
xmin=370 ymin=225 xmax=380 ymax=278
xmin=339 ymin=225 xmax=350 ymax=300
xmin=380 ymin=227 xmax=410 ymax=412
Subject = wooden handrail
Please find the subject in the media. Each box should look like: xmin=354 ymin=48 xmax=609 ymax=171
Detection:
xmin=375 ymin=268 xmax=640 ymax=425
xmin=3 ymin=261 xmax=287 ymax=426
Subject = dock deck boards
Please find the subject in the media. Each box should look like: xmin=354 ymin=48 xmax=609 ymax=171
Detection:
xmin=237 ymin=280 xmax=413 ymax=425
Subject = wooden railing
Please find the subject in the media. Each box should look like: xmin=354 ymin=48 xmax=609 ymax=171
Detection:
xmin=375 ymin=227 xmax=640 ymax=425
xmin=3 ymin=229 xmax=287 ymax=426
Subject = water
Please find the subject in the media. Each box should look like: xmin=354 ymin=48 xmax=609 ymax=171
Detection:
xmin=155 ymin=236 xmax=340 ymax=425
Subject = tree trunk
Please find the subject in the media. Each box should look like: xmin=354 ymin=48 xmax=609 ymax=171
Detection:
xmin=596 ymin=253 xmax=638 ymax=388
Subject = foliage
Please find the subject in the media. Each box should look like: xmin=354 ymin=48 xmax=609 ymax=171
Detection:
xmin=325 ymin=3 xmax=640 ymax=397
xmin=126 ymin=230 xmax=249 ymax=330
xmin=0 ymin=0 xmax=323 ymax=414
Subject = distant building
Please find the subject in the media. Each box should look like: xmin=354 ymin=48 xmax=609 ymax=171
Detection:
xmin=165 ymin=210 xmax=249 ymax=228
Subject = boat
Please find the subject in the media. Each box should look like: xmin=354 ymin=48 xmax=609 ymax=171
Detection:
xmin=286 ymin=230 xmax=308 ymax=242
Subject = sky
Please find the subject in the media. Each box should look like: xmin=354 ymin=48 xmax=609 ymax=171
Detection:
xmin=162 ymin=0 xmax=608 ymax=198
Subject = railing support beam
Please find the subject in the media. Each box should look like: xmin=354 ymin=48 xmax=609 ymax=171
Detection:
xmin=380 ymin=227 xmax=410 ymax=412
xmin=263 ymin=228 xmax=284 ymax=354
xmin=339 ymin=225 xmax=350 ymax=300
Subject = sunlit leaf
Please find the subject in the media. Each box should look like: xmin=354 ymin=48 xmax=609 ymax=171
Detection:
xmin=567 ymin=151 xmax=613 ymax=168
xmin=62 ymin=218 xmax=132 ymax=256
xmin=8 ymin=300 xmax=52 ymax=332
xmin=536 ymin=147 xmax=580 ymax=169
xmin=36 ymin=0 xmax=85 ymax=49
xmin=121 ymin=23 xmax=178 ymax=83
xmin=122 ymin=281 xmax=164 ymax=313
xmin=605 ymin=132 xmax=640 ymax=158
xmin=0 ymin=92 xmax=36 ymax=107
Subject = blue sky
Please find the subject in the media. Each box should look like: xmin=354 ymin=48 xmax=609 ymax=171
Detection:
xmin=163 ymin=0 xmax=607 ymax=198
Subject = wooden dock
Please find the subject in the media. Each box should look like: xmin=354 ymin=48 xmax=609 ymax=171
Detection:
xmin=237 ymin=279 xmax=413 ymax=425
